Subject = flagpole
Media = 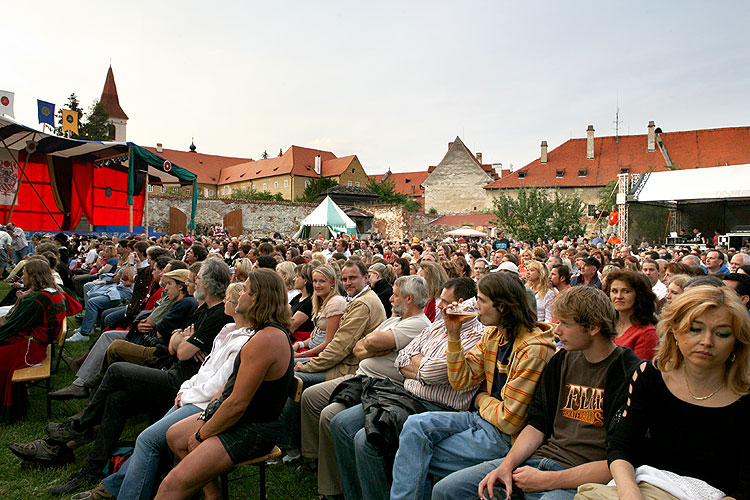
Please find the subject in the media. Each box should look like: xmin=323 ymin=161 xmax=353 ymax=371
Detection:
xmin=128 ymin=146 xmax=133 ymax=233
xmin=144 ymin=176 xmax=149 ymax=237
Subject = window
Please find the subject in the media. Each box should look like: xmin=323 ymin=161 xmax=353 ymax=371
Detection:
xmin=263 ymin=183 xmax=267 ymax=191
xmin=160 ymin=186 xmax=166 ymax=193
xmin=518 ymin=172 xmax=526 ymax=179
xmin=208 ymin=189 xmax=214 ymax=196
xmin=620 ymin=168 xmax=630 ymax=174
xmin=578 ymin=169 xmax=587 ymax=177
xmin=355 ymin=182 xmax=360 ymax=187
xmin=185 ymin=188 xmax=191 ymax=195
xmin=587 ymin=204 xmax=598 ymax=217
xmin=274 ymin=181 xmax=278 ymax=189
xmin=556 ymin=170 xmax=564 ymax=178
xmin=284 ymin=180 xmax=289 ymax=188
xmin=348 ymin=181 xmax=353 ymax=187
xmin=305 ymin=180 xmax=311 ymax=188
xmin=204 ymin=188 xmax=209 ymax=197
xmin=243 ymin=186 xmax=247 ymax=191
xmin=147 ymin=184 xmax=154 ymax=193
xmin=352 ymin=168 xmax=355 ymax=173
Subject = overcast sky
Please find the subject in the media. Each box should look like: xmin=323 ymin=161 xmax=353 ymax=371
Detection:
xmin=5 ymin=1 xmax=749 ymax=174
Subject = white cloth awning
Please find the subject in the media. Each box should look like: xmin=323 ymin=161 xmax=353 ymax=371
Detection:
xmin=635 ymin=164 xmax=750 ymax=203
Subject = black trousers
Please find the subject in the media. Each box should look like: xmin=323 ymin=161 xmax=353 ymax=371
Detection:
xmin=76 ymin=362 xmax=179 ymax=475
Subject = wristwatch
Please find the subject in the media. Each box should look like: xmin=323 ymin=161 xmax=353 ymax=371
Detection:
xmin=195 ymin=430 xmax=204 ymax=443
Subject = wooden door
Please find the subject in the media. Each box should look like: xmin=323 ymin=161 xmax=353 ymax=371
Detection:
xmin=223 ymin=209 xmax=243 ymax=237
xmin=169 ymin=207 xmax=187 ymax=235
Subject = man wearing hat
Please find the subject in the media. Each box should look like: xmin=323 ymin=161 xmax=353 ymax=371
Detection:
xmin=569 ymin=256 xmax=602 ymax=289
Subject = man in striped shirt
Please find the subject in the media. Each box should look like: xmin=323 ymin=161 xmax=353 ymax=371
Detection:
xmin=330 ymin=277 xmax=484 ymax=500
xmin=390 ymin=271 xmax=556 ymax=500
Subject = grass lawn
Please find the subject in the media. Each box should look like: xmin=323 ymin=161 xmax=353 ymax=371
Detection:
xmin=0 ymin=317 xmax=318 ymax=499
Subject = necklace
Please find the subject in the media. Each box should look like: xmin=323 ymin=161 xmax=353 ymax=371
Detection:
xmin=684 ymin=370 xmax=724 ymax=401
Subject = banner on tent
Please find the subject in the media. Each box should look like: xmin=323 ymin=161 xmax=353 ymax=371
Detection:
xmin=0 ymin=150 xmax=19 ymax=206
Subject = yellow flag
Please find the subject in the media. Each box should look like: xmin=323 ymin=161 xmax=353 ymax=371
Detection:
xmin=62 ymin=109 xmax=79 ymax=135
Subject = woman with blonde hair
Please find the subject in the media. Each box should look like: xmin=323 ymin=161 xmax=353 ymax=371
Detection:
xmin=665 ymin=274 xmax=690 ymax=305
xmin=232 ymin=258 xmax=253 ymax=283
xmin=578 ymin=285 xmax=750 ymax=500
xmin=275 ymin=261 xmax=298 ymax=303
xmin=518 ymin=249 xmax=533 ymax=279
xmin=293 ymin=264 xmax=346 ymax=359
xmin=525 ymin=259 xmax=555 ymax=322
xmin=417 ymin=261 xmax=448 ymax=322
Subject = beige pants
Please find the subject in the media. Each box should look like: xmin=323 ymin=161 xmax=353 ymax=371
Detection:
xmin=103 ymin=339 xmax=156 ymax=373
xmin=300 ymin=374 xmax=353 ymax=496
xmin=576 ymin=482 xmax=681 ymax=500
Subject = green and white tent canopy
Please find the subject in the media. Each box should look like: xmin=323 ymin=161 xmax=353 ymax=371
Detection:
xmin=294 ymin=196 xmax=358 ymax=238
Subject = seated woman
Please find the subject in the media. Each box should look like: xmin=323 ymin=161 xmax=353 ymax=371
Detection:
xmin=604 ymin=269 xmax=658 ymax=360
xmin=417 ymin=261 xmax=448 ymax=322
xmin=367 ymin=262 xmax=393 ymax=317
xmin=577 ymin=285 xmax=750 ymax=500
xmin=289 ymin=263 xmax=316 ymax=344
xmin=0 ymin=257 xmax=66 ymax=422
xmin=292 ymin=264 xmax=346 ymax=359
xmin=154 ymin=269 xmax=294 ymax=500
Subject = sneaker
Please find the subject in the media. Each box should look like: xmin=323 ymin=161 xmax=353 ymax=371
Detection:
xmin=71 ymin=483 xmax=114 ymax=500
xmin=45 ymin=420 xmax=93 ymax=445
xmin=67 ymin=329 xmax=90 ymax=343
xmin=48 ymin=469 xmax=101 ymax=496
xmin=281 ymin=448 xmax=301 ymax=464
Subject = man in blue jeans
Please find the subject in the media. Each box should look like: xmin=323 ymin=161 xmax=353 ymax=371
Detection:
xmin=433 ymin=286 xmax=641 ymax=500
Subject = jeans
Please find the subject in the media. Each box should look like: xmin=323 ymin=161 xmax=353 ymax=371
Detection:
xmin=278 ymin=370 xmax=327 ymax=450
xmin=431 ymin=457 xmax=575 ymax=500
xmin=80 ymin=295 xmax=121 ymax=335
xmin=101 ymin=306 xmax=128 ymax=329
xmin=76 ymin=362 xmax=179 ymax=475
xmin=101 ymin=404 xmax=202 ymax=500
xmin=331 ymin=400 xmax=448 ymax=500
xmin=390 ymin=411 xmax=512 ymax=500
xmin=12 ymin=245 xmax=29 ymax=264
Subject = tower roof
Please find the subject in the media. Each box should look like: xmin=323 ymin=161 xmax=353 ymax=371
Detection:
xmin=100 ymin=66 xmax=128 ymax=120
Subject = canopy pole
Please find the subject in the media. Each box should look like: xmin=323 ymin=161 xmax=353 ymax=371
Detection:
xmin=144 ymin=176 xmax=149 ymax=237
xmin=128 ymin=146 xmax=133 ymax=232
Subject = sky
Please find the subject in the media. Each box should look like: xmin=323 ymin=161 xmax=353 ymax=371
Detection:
xmin=5 ymin=1 xmax=750 ymax=175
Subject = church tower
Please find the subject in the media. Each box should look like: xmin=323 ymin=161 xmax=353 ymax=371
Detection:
xmin=99 ymin=66 xmax=128 ymax=141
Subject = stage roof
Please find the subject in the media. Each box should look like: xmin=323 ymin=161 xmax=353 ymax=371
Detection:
xmin=634 ymin=164 xmax=750 ymax=204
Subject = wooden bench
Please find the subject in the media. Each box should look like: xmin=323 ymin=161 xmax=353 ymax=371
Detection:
xmin=220 ymin=375 xmax=304 ymax=500
xmin=11 ymin=318 xmax=67 ymax=418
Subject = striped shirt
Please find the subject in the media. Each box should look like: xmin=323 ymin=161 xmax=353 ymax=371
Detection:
xmin=395 ymin=317 xmax=485 ymax=410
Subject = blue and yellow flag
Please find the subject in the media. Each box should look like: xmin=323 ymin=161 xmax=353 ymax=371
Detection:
xmin=37 ymin=100 xmax=55 ymax=127
xmin=62 ymin=109 xmax=78 ymax=135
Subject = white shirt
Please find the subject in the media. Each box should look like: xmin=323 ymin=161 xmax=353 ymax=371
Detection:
xmin=0 ymin=231 xmax=11 ymax=250
xmin=652 ymin=280 xmax=668 ymax=301
xmin=179 ymin=324 xmax=254 ymax=410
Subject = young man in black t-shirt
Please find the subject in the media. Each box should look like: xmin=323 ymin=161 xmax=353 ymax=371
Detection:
xmin=432 ymin=286 xmax=640 ymax=500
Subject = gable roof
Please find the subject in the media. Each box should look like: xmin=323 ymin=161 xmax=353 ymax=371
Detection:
xmin=218 ymin=145 xmax=338 ymax=185
xmin=485 ymin=126 xmax=750 ymax=190
xmin=144 ymin=147 xmax=251 ymax=185
xmin=321 ymin=155 xmax=356 ymax=177
xmin=100 ymin=66 xmax=128 ymax=120
xmin=424 ymin=136 xmax=499 ymax=183
xmin=371 ymin=171 xmax=429 ymax=197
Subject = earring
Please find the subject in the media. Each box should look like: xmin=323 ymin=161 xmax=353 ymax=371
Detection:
xmin=730 ymin=352 xmax=736 ymax=363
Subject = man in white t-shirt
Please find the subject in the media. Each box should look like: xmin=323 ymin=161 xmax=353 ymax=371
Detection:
xmin=300 ymin=275 xmax=431 ymax=499
xmin=0 ymin=225 xmax=11 ymax=274
xmin=641 ymin=259 xmax=667 ymax=304
xmin=6 ymin=222 xmax=29 ymax=264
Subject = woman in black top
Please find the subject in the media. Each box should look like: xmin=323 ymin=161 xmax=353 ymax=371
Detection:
xmin=368 ymin=262 xmax=393 ymax=317
xmin=584 ymin=286 xmax=750 ymax=500
xmin=289 ymin=263 xmax=316 ymax=342
xmin=156 ymin=270 xmax=294 ymax=500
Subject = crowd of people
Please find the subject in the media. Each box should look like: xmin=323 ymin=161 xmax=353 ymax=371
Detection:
xmin=1 ymin=227 xmax=748 ymax=500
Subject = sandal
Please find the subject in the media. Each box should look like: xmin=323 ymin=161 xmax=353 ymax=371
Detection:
xmin=8 ymin=439 xmax=73 ymax=465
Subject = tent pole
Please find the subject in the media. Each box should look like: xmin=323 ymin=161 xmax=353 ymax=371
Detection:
xmin=144 ymin=176 xmax=149 ymax=237
xmin=128 ymin=146 xmax=133 ymax=232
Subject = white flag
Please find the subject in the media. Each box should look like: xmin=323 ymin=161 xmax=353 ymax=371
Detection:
xmin=0 ymin=90 xmax=14 ymax=118
xmin=0 ymin=149 xmax=18 ymax=206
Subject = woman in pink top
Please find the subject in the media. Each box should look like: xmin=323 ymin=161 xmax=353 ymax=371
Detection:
xmin=605 ymin=269 xmax=659 ymax=359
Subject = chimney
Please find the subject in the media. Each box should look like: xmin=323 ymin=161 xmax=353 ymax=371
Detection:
xmin=156 ymin=143 xmax=163 ymax=153
xmin=647 ymin=120 xmax=656 ymax=152
xmin=448 ymin=141 xmax=454 ymax=150
xmin=314 ymin=155 xmax=322 ymax=175
xmin=476 ymin=152 xmax=483 ymax=164
xmin=540 ymin=140 xmax=548 ymax=164
xmin=586 ymin=125 xmax=595 ymax=160
xmin=492 ymin=163 xmax=503 ymax=178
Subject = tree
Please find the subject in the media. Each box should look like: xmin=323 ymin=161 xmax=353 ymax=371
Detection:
xmin=428 ymin=207 xmax=438 ymax=214
xmin=296 ymin=178 xmax=338 ymax=203
xmin=366 ymin=177 xmax=421 ymax=212
xmin=54 ymin=93 xmax=110 ymax=140
xmin=233 ymin=189 xmax=285 ymax=201
xmin=491 ymin=187 xmax=585 ymax=242
xmin=261 ymin=150 xmax=269 ymax=159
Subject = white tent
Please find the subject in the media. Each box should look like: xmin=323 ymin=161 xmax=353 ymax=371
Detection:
xmin=445 ymin=226 xmax=488 ymax=237
xmin=635 ymin=164 xmax=750 ymax=203
xmin=293 ymin=196 xmax=357 ymax=238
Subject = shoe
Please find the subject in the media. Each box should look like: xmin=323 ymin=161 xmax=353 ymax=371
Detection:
xmin=48 ymin=383 xmax=89 ymax=400
xmin=48 ymin=469 xmax=101 ymax=496
xmin=45 ymin=420 xmax=93 ymax=445
xmin=75 ymin=312 xmax=85 ymax=321
xmin=60 ymin=352 xmax=81 ymax=371
xmin=67 ymin=329 xmax=90 ymax=343
xmin=281 ymin=448 xmax=301 ymax=465
xmin=71 ymin=483 xmax=114 ymax=500
xmin=8 ymin=439 xmax=74 ymax=465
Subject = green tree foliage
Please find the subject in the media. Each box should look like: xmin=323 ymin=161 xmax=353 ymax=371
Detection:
xmin=55 ymin=94 xmax=110 ymax=140
xmin=492 ymin=187 xmax=585 ymax=241
xmin=428 ymin=207 xmax=438 ymax=214
xmin=366 ymin=177 xmax=421 ymax=212
xmin=295 ymin=178 xmax=338 ymax=203
xmin=233 ymin=189 xmax=286 ymax=201
xmin=593 ymin=179 xmax=618 ymax=232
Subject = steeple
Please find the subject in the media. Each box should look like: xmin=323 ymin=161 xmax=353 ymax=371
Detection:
xmin=100 ymin=65 xmax=128 ymax=141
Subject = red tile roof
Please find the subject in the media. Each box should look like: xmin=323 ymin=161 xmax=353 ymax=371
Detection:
xmin=371 ymin=170 xmax=429 ymax=208
xmin=218 ymin=145 xmax=338 ymax=185
xmin=100 ymin=66 xmax=128 ymax=120
xmin=321 ymin=155 xmax=356 ymax=177
xmin=430 ymin=214 xmax=497 ymax=226
xmin=144 ymin=147 xmax=251 ymax=184
xmin=485 ymin=126 xmax=750 ymax=190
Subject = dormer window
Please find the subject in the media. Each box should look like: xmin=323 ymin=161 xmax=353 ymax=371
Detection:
xmin=518 ymin=172 xmax=526 ymax=179
xmin=556 ymin=170 xmax=565 ymax=178
xmin=578 ymin=169 xmax=587 ymax=177
xmin=620 ymin=168 xmax=630 ymax=174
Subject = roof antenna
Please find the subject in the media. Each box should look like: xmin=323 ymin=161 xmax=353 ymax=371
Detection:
xmin=613 ymin=95 xmax=622 ymax=142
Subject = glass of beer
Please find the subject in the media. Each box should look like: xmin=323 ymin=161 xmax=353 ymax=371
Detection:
xmin=444 ymin=297 xmax=478 ymax=321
